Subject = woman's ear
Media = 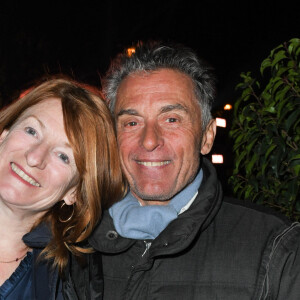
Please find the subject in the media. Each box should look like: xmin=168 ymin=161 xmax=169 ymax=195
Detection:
xmin=201 ymin=119 xmax=217 ymax=155
xmin=63 ymin=186 xmax=77 ymax=205
xmin=0 ymin=130 xmax=9 ymax=144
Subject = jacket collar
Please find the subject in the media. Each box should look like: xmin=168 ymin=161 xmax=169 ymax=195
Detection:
xmin=22 ymin=222 xmax=52 ymax=248
xmin=89 ymin=157 xmax=223 ymax=256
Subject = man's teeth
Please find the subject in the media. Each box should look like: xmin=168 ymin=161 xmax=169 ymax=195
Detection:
xmin=11 ymin=163 xmax=41 ymax=187
xmin=137 ymin=161 xmax=171 ymax=167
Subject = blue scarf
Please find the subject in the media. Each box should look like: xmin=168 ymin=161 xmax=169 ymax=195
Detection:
xmin=109 ymin=169 xmax=203 ymax=240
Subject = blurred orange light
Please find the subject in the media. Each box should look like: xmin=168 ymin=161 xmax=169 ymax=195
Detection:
xmin=212 ymin=154 xmax=223 ymax=164
xmin=224 ymin=104 xmax=232 ymax=110
xmin=127 ymin=47 xmax=136 ymax=57
xmin=216 ymin=117 xmax=226 ymax=128
xmin=19 ymin=87 xmax=33 ymax=99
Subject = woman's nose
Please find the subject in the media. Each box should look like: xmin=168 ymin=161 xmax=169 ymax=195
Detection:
xmin=25 ymin=143 xmax=48 ymax=169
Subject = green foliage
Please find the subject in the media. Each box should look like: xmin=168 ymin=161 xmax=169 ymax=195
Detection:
xmin=229 ymin=38 xmax=300 ymax=221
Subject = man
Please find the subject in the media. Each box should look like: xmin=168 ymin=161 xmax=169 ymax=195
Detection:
xmin=89 ymin=41 xmax=300 ymax=299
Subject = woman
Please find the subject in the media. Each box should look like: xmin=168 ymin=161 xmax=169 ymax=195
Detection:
xmin=0 ymin=77 xmax=125 ymax=299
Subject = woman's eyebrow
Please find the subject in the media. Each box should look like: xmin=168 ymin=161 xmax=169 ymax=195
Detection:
xmin=22 ymin=115 xmax=72 ymax=148
xmin=21 ymin=114 xmax=46 ymax=128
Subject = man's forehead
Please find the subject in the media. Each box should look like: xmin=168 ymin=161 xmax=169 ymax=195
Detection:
xmin=114 ymin=68 xmax=200 ymax=115
xmin=116 ymin=103 xmax=189 ymax=117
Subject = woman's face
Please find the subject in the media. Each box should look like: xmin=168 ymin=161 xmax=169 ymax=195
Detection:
xmin=0 ymin=98 xmax=78 ymax=213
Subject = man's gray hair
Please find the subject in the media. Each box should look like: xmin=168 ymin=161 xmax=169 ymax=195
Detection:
xmin=102 ymin=40 xmax=217 ymax=130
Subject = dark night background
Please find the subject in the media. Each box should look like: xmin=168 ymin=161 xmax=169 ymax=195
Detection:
xmin=0 ymin=0 xmax=299 ymax=194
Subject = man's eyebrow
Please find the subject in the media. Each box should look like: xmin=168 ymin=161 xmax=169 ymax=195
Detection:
xmin=117 ymin=109 xmax=139 ymax=117
xmin=160 ymin=104 xmax=188 ymax=113
xmin=117 ymin=104 xmax=189 ymax=117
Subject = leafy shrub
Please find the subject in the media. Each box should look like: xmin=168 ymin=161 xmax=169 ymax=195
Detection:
xmin=230 ymin=38 xmax=300 ymax=221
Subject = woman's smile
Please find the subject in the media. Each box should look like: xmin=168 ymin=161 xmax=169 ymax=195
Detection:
xmin=10 ymin=162 xmax=41 ymax=187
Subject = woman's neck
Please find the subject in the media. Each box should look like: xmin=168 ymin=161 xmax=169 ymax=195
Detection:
xmin=0 ymin=198 xmax=39 ymax=254
xmin=0 ymin=204 xmax=33 ymax=286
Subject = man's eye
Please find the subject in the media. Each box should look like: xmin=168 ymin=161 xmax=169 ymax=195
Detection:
xmin=25 ymin=127 xmax=37 ymax=136
xmin=58 ymin=153 xmax=69 ymax=164
xmin=166 ymin=118 xmax=178 ymax=123
xmin=126 ymin=121 xmax=138 ymax=127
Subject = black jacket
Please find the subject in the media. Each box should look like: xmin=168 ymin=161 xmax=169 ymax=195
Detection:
xmin=23 ymin=223 xmax=63 ymax=300
xmin=23 ymin=223 xmax=103 ymax=300
xmin=89 ymin=158 xmax=300 ymax=300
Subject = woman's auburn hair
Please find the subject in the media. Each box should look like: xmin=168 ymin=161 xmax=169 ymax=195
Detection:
xmin=0 ymin=76 xmax=126 ymax=272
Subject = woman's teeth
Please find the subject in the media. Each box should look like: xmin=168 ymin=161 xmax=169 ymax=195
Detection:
xmin=11 ymin=163 xmax=41 ymax=187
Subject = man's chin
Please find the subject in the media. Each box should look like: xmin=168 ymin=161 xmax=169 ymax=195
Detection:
xmin=131 ymin=187 xmax=175 ymax=205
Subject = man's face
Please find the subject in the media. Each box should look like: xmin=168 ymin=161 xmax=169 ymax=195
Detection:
xmin=115 ymin=68 xmax=215 ymax=205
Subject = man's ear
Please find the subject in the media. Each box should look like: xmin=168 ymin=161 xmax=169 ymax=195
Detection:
xmin=0 ymin=129 xmax=9 ymax=144
xmin=201 ymin=119 xmax=217 ymax=155
xmin=63 ymin=186 xmax=77 ymax=205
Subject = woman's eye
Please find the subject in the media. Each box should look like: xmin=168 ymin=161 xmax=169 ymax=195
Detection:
xmin=25 ymin=127 xmax=37 ymax=136
xmin=58 ymin=153 xmax=69 ymax=164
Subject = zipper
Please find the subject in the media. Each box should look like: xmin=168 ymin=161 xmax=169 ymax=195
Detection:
xmin=142 ymin=241 xmax=152 ymax=257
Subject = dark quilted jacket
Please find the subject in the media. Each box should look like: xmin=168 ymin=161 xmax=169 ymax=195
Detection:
xmin=89 ymin=158 xmax=300 ymax=300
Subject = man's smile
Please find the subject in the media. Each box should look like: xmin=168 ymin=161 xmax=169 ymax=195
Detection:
xmin=136 ymin=160 xmax=171 ymax=167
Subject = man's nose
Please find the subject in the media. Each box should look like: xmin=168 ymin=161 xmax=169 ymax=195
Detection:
xmin=140 ymin=122 xmax=163 ymax=151
xmin=26 ymin=143 xmax=48 ymax=169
